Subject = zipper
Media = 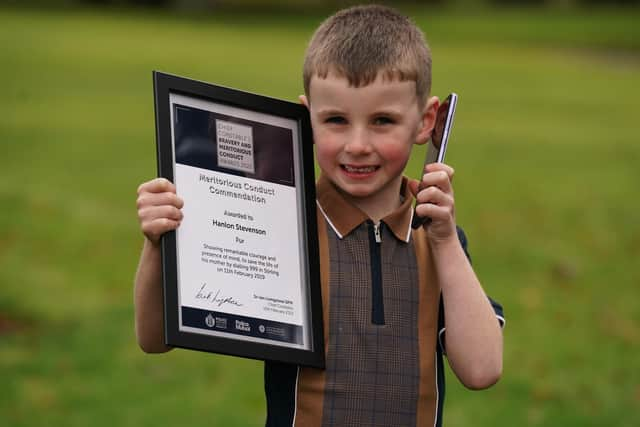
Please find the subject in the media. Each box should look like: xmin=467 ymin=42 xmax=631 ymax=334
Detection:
xmin=368 ymin=220 xmax=385 ymax=325
xmin=373 ymin=222 xmax=382 ymax=243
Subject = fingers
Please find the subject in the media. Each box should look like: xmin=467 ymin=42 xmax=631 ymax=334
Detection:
xmin=138 ymin=205 xmax=183 ymax=223
xmin=136 ymin=178 xmax=183 ymax=208
xmin=414 ymin=186 xmax=454 ymax=223
xmin=137 ymin=204 xmax=183 ymax=243
xmin=140 ymin=218 xmax=182 ymax=243
xmin=137 ymin=177 xmax=176 ymax=195
xmin=419 ymin=169 xmax=453 ymax=196
xmin=424 ymin=162 xmax=454 ymax=176
xmin=136 ymin=191 xmax=184 ymax=210
xmin=136 ymin=178 xmax=184 ymax=244
xmin=415 ymin=163 xmax=455 ymax=226
xmin=422 ymin=162 xmax=454 ymax=182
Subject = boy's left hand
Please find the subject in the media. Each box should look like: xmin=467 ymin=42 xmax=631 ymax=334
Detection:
xmin=409 ymin=163 xmax=457 ymax=244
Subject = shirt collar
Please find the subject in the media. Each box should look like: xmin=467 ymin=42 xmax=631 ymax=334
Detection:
xmin=316 ymin=174 xmax=414 ymax=243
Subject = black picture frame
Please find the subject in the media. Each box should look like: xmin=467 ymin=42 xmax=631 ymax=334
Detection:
xmin=153 ymin=71 xmax=324 ymax=368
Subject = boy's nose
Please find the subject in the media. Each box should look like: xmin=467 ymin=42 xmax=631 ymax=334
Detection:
xmin=344 ymin=128 xmax=372 ymax=155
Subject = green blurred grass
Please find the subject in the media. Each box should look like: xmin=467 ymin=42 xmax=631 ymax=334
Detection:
xmin=1 ymin=5 xmax=639 ymax=427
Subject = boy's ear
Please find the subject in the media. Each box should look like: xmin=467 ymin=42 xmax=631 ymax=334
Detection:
xmin=299 ymin=95 xmax=314 ymax=144
xmin=299 ymin=95 xmax=309 ymax=109
xmin=415 ymin=96 xmax=439 ymax=145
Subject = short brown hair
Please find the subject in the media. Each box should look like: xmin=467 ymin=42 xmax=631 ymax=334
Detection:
xmin=303 ymin=4 xmax=432 ymax=105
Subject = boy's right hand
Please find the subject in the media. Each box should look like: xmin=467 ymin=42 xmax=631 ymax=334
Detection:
xmin=136 ymin=178 xmax=184 ymax=245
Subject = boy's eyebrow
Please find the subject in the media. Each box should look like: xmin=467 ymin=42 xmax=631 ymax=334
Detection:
xmin=370 ymin=107 xmax=404 ymax=116
xmin=315 ymin=107 xmax=406 ymax=117
xmin=315 ymin=108 xmax=346 ymax=116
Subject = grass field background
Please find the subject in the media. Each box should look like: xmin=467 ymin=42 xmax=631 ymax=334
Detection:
xmin=1 ymin=4 xmax=639 ymax=426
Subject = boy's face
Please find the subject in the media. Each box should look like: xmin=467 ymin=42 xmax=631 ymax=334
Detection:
xmin=303 ymin=72 xmax=437 ymax=207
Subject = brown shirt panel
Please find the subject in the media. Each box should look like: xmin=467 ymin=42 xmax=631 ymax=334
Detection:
xmin=293 ymin=206 xmax=331 ymax=427
xmin=413 ymin=226 xmax=440 ymax=426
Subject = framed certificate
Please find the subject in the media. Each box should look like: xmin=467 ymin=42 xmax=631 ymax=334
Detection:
xmin=153 ymin=71 xmax=324 ymax=368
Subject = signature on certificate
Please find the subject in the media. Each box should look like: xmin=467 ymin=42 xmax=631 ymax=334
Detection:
xmin=195 ymin=283 xmax=243 ymax=308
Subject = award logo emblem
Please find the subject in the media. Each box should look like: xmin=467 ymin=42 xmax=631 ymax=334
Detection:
xmin=216 ymin=119 xmax=255 ymax=174
xmin=235 ymin=320 xmax=250 ymax=332
xmin=205 ymin=313 xmax=215 ymax=328
xmin=215 ymin=317 xmax=227 ymax=329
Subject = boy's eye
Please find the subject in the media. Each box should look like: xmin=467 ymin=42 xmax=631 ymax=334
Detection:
xmin=325 ymin=116 xmax=347 ymax=125
xmin=373 ymin=116 xmax=395 ymax=126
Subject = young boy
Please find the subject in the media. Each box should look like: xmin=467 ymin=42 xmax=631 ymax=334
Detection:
xmin=135 ymin=5 xmax=504 ymax=426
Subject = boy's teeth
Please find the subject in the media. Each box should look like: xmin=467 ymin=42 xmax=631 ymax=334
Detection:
xmin=344 ymin=165 xmax=375 ymax=173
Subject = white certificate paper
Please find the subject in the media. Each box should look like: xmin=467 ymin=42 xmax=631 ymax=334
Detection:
xmin=170 ymin=93 xmax=310 ymax=350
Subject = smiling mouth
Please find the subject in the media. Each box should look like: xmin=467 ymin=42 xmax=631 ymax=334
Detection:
xmin=342 ymin=164 xmax=379 ymax=174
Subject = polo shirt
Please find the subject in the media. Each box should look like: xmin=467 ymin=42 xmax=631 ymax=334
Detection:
xmin=264 ymin=175 xmax=504 ymax=427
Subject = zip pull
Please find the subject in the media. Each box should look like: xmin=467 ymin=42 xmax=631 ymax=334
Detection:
xmin=373 ymin=222 xmax=382 ymax=243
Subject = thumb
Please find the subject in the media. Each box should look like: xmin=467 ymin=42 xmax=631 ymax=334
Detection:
xmin=407 ymin=179 xmax=420 ymax=197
